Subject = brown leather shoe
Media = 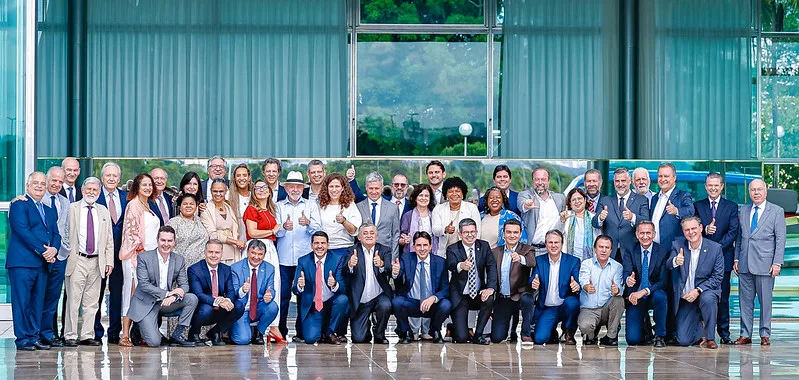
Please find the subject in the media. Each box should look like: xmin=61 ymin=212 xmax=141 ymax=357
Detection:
xmin=521 ymin=336 xmax=534 ymax=343
xmin=733 ymin=336 xmax=752 ymax=345
xmin=705 ymin=340 xmax=718 ymax=349
xmin=563 ymin=330 xmax=576 ymax=345
xmin=761 ymin=337 xmax=770 ymax=346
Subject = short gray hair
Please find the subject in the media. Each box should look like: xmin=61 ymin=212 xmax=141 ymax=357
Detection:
xmin=101 ymin=162 xmax=121 ymax=177
xmin=458 ymin=218 xmax=477 ymax=231
xmin=680 ymin=215 xmax=702 ymax=228
xmin=26 ymin=171 xmax=46 ymax=185
xmin=658 ymin=162 xmax=676 ymax=176
xmin=613 ymin=167 xmax=629 ymax=178
xmin=706 ymin=172 xmax=723 ymax=182
xmin=207 ymin=155 xmax=227 ymax=170
xmin=83 ymin=176 xmax=101 ymax=187
xmin=206 ymin=239 xmax=224 ymax=249
xmin=365 ymin=171 xmax=383 ymax=185
xmin=247 ymin=239 xmax=266 ymax=252
xmin=46 ymin=166 xmax=66 ymax=179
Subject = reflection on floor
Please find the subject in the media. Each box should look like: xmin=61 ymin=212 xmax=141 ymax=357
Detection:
xmin=3 ymin=321 xmax=799 ymax=379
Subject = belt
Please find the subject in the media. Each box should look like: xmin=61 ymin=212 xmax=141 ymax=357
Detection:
xmin=531 ymin=243 xmax=546 ymax=249
xmin=77 ymin=252 xmax=98 ymax=258
xmin=497 ymin=293 xmax=513 ymax=299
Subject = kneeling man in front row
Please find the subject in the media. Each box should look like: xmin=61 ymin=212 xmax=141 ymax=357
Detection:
xmin=530 ymin=230 xmax=581 ymax=345
xmin=231 ymin=239 xmax=280 ymax=345
xmin=577 ymin=235 xmax=624 ymax=346
xmin=127 ymin=226 xmax=197 ymax=347
xmin=667 ymin=216 xmax=724 ymax=349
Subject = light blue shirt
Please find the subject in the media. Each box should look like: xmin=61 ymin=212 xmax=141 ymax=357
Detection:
xmin=578 ymin=256 xmax=623 ymax=309
xmin=275 ymin=197 xmax=321 ymax=266
xmin=411 ymin=256 xmax=432 ymax=301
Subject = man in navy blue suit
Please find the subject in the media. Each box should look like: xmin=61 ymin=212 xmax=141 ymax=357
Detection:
xmin=530 ymin=230 xmax=581 ymax=345
xmin=385 ymin=173 xmax=412 ymax=217
xmin=344 ymin=224 xmax=393 ymax=344
xmin=262 ymin=158 xmax=288 ymax=202
xmin=693 ymin=172 xmax=739 ymax=344
xmin=622 ymin=221 xmax=669 ymax=347
xmin=7 ymin=172 xmax=62 ymax=351
xmin=188 ymin=240 xmax=245 ymax=345
xmin=593 ymin=167 xmax=650 ymax=262
xmin=149 ymin=168 xmax=173 ymax=225
xmin=392 ymin=231 xmax=452 ymax=344
xmin=94 ymin=162 xmax=128 ymax=343
xmin=650 ymin=162 xmax=694 ymax=341
xmin=230 ymin=239 xmax=280 ymax=345
xmin=292 ymin=232 xmax=349 ymax=344
xmin=479 ymin=165 xmax=520 ymax=215
xmin=666 ymin=216 xmax=724 ymax=349
xmin=583 ymin=168 xmax=605 ymax=215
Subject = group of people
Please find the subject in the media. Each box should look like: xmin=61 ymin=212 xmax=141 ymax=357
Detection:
xmin=6 ymin=157 xmax=785 ymax=351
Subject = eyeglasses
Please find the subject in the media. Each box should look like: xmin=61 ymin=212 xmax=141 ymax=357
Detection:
xmin=392 ymin=183 xmax=408 ymax=188
xmin=461 ymin=230 xmax=477 ymax=236
xmin=208 ymin=164 xmax=225 ymax=170
xmin=254 ymin=185 xmax=269 ymax=191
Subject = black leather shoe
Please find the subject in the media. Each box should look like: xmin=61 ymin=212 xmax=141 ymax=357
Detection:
xmin=653 ymin=336 xmax=666 ymax=348
xmin=252 ymin=333 xmax=265 ymax=345
xmin=292 ymin=335 xmax=304 ymax=343
xmin=206 ymin=332 xmax=226 ymax=346
xmin=107 ymin=337 xmax=120 ymax=345
xmin=399 ymin=335 xmax=414 ymax=344
xmin=508 ymin=332 xmax=518 ymax=344
xmin=665 ymin=336 xmax=678 ymax=346
xmin=374 ymin=337 xmax=389 ymax=344
xmin=431 ymin=331 xmax=444 ymax=344
xmin=33 ymin=341 xmax=51 ymax=350
xmin=472 ymin=335 xmax=490 ymax=345
xmin=63 ymin=339 xmax=78 ymax=347
xmin=599 ymin=336 xmax=618 ymax=346
xmin=583 ymin=338 xmax=597 ymax=346
xmin=720 ymin=337 xmax=733 ymax=345
xmin=169 ymin=336 xmax=195 ymax=347
xmin=79 ymin=339 xmax=101 ymax=346
xmin=50 ymin=338 xmax=65 ymax=347
xmin=17 ymin=345 xmax=36 ymax=351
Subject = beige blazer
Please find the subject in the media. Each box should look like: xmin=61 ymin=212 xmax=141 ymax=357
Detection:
xmin=65 ymin=201 xmax=115 ymax=278
xmin=200 ymin=201 xmax=240 ymax=245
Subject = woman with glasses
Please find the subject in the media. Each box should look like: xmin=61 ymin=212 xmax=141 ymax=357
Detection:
xmin=558 ymin=188 xmax=600 ymax=261
xmin=479 ymin=186 xmax=528 ymax=249
xmin=242 ymin=179 xmax=285 ymax=343
xmin=201 ymin=179 xmax=245 ymax=265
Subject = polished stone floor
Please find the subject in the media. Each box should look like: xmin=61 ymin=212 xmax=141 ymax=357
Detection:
xmin=2 ymin=320 xmax=799 ymax=379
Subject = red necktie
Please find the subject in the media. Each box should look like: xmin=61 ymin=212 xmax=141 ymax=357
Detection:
xmin=211 ymin=269 xmax=219 ymax=298
xmin=588 ymin=199 xmax=595 ymax=213
xmin=249 ymin=268 xmax=258 ymax=321
xmin=314 ymin=260 xmax=323 ymax=312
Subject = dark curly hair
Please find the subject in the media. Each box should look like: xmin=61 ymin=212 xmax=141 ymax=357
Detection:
xmin=318 ymin=173 xmax=355 ymax=208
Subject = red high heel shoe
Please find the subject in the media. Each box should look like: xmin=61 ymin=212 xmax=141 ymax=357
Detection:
xmin=267 ymin=331 xmax=286 ymax=343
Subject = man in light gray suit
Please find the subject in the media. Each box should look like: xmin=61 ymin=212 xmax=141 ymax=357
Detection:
xmin=356 ymin=172 xmax=401 ymax=260
xmin=517 ymin=167 xmax=566 ymax=255
xmin=127 ymin=226 xmax=198 ymax=347
xmin=734 ymin=179 xmax=785 ymax=346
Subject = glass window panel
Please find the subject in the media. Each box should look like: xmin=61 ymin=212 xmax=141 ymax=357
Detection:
xmin=492 ymin=33 xmax=501 ymax=156
xmin=762 ymin=0 xmax=799 ymax=32
xmin=497 ymin=0 xmax=504 ymax=25
xmin=356 ymin=34 xmax=488 ymax=156
xmin=360 ymin=0 xmax=483 ymax=24
xmin=760 ymin=37 xmax=799 ymax=159
xmin=1 ymin=0 xmax=27 ymax=200
xmin=0 ymin=212 xmax=8 ymax=302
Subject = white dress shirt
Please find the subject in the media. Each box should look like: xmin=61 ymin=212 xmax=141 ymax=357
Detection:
xmin=357 ymin=245 xmax=382 ymax=304
xmin=544 ymin=255 xmax=564 ymax=307
xmin=157 ymin=253 xmax=170 ymax=292
xmin=79 ymin=201 xmax=100 ymax=255
xmin=651 ymin=188 xmax=674 ymax=243
xmin=683 ymin=244 xmax=701 ymax=296
xmin=367 ymin=198 xmax=382 ymax=225
xmin=533 ymin=194 xmax=560 ymax=245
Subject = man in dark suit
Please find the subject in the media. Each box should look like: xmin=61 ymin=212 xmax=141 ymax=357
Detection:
xmin=666 ymin=216 xmax=724 ymax=349
xmin=301 ymin=159 xmax=366 ymax=203
xmin=392 ymin=231 xmax=451 ymax=344
xmin=489 ymin=219 xmax=536 ymax=343
xmin=7 ymin=172 xmax=62 ymax=351
xmin=58 ymin=157 xmax=82 ymax=203
xmin=94 ymin=162 xmax=129 ymax=343
xmin=593 ymin=167 xmax=649 ymax=262
xmin=650 ymin=162 xmax=694 ymax=341
xmin=530 ymin=230 xmax=581 ymax=345
xmin=149 ymin=168 xmax=173 ymax=225
xmin=694 ymin=172 xmax=739 ymax=344
xmin=188 ymin=239 xmax=245 ymax=345
xmin=583 ymin=168 xmax=604 ymax=214
xmin=230 ymin=239 xmax=280 ymax=345
xmin=446 ymin=218 xmax=497 ymax=345
xmin=622 ymin=221 xmax=669 ymax=347
xmin=127 ymin=226 xmax=197 ymax=347
xmin=202 ymin=156 xmax=229 ymax=202
xmin=262 ymin=158 xmax=288 ymax=202
xmin=344 ymin=223 xmax=393 ymax=344
xmin=292 ymin=232 xmax=349 ymax=345
xmin=479 ymin=165 xmax=520 ymax=215
xmin=356 ymin=172 xmax=401 ymax=260
xmin=386 ymin=173 xmax=413 ymax=216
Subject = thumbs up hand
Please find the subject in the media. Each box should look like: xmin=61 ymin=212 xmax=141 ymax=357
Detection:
xmin=460 ymin=258 xmax=473 ymax=272
xmin=569 ymin=276 xmax=580 ymax=293
xmin=335 ymin=208 xmax=346 ymax=224
xmin=299 ymin=210 xmax=310 ymax=226
xmin=297 ymin=271 xmax=305 ymax=289
xmin=263 ymin=286 xmax=273 ymax=303
xmin=241 ymin=277 xmax=251 ymax=294
xmin=327 ymin=270 xmax=337 ymax=288
xmin=392 ymin=258 xmax=401 ymax=277
xmin=626 ymin=272 xmax=636 ymax=287
xmin=584 ymin=278 xmax=596 ymax=294
xmin=706 ymin=218 xmax=717 ymax=235
xmin=348 ymin=251 xmax=358 ymax=269
xmin=373 ymin=252 xmax=384 ymax=268
xmin=675 ymin=248 xmax=685 ymax=267
xmin=611 ymin=280 xmax=620 ymax=296
xmin=666 ymin=200 xmax=678 ymax=216
xmin=346 ymin=165 xmax=356 ymax=180
xmin=531 ymin=274 xmax=540 ymax=290
xmin=511 ymin=251 xmax=521 ymax=263
xmin=599 ymin=205 xmax=609 ymax=221
xmin=523 ymin=199 xmax=539 ymax=212
xmin=621 ymin=204 xmax=633 ymax=221
xmin=445 ymin=220 xmax=456 ymax=235
xmin=283 ymin=214 xmax=294 ymax=231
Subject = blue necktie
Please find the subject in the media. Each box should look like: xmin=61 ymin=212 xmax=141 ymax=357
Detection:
xmin=750 ymin=205 xmax=759 ymax=233
xmin=51 ymin=195 xmax=57 ymax=216
xmin=36 ymin=201 xmax=47 ymax=226
xmin=419 ymin=261 xmax=430 ymax=300
xmin=371 ymin=202 xmax=377 ymax=224
xmin=640 ymin=249 xmax=650 ymax=291
xmin=68 ymin=187 xmax=75 ymax=203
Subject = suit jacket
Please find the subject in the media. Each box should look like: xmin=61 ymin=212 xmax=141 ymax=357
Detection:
xmin=188 ymin=260 xmax=238 ymax=307
xmin=592 ymin=192 xmax=650 ymax=255
xmin=6 ymin=195 xmax=62 ymax=269
xmin=356 ymin=198 xmax=401 ymax=259
xmin=65 ymin=201 xmax=115 ymax=278
xmin=59 ymin=184 xmax=83 ymax=202
xmin=531 ymin=253 xmax=581 ymax=309
xmin=516 ymin=190 xmax=567 ymax=242
xmin=394 ymin=254 xmax=449 ymax=302
xmin=230 ymin=258 xmax=276 ymax=308
xmin=150 ymin=193 xmax=174 ymax=226
xmin=735 ymin=201 xmax=786 ymax=276
xmin=621 ymin=242 xmax=668 ymax=296
xmin=201 ymin=178 xmax=230 ymax=203
xmin=275 ymin=184 xmax=288 ymax=202
xmin=291 ymin=252 xmax=347 ymax=321
xmin=127 ymin=249 xmax=190 ymax=322
xmin=695 ymin=197 xmax=739 ymax=271
xmin=667 ymin=238 xmax=724 ymax=312
xmin=97 ymin=188 xmax=129 ymax=252
xmin=479 ymin=189 xmax=520 ymax=215
xmin=46 ymin=192 xmax=72 ymax=260
xmin=650 ymin=188 xmax=694 ymax=248
xmin=491 ymin=243 xmax=536 ymax=301
xmin=344 ymin=243 xmax=393 ymax=316
xmin=384 ymin=195 xmax=413 ymax=216
xmin=445 ymin=239 xmax=497 ymax=306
